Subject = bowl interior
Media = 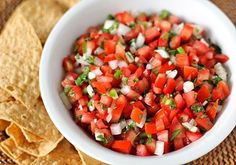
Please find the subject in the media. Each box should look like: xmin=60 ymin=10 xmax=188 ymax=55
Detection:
xmin=40 ymin=0 xmax=236 ymax=164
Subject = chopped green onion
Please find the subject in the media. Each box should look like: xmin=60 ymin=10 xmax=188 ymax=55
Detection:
xmin=168 ymin=49 xmax=178 ymax=56
xmin=122 ymin=77 xmax=128 ymax=85
xmin=86 ymin=56 xmax=94 ymax=64
xmin=161 ymin=95 xmax=176 ymax=110
xmin=75 ymin=66 xmax=90 ymax=85
xmin=169 ymin=31 xmax=176 ymax=38
xmin=191 ymin=104 xmax=204 ymax=113
xmin=177 ymin=47 xmax=185 ymax=54
xmin=64 ymin=87 xmax=71 ymax=94
xmin=103 ymin=20 xmax=119 ymax=34
xmin=212 ymin=76 xmax=222 ymax=85
xmin=82 ymin=42 xmax=87 ymax=54
xmin=97 ymin=135 xmax=108 ymax=144
xmin=170 ymin=129 xmax=181 ymax=141
xmin=109 ymin=89 xmax=118 ymax=99
xmin=114 ymin=69 xmax=122 ymax=79
xmin=159 ymin=9 xmax=170 ymax=19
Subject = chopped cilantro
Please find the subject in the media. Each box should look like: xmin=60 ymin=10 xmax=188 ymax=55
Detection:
xmin=101 ymin=103 xmax=106 ymax=111
xmin=133 ymin=78 xmax=139 ymax=83
xmin=191 ymin=104 xmax=204 ymax=113
xmin=73 ymin=45 xmax=78 ymax=54
xmin=97 ymin=135 xmax=108 ymax=144
xmin=159 ymin=9 xmax=170 ymax=19
xmin=86 ymin=56 xmax=94 ymax=64
xmin=88 ymin=101 xmax=93 ymax=107
xmin=212 ymin=76 xmax=222 ymax=85
xmin=177 ymin=47 xmax=185 ymax=54
xmin=122 ymin=77 xmax=128 ymax=85
xmin=129 ymin=22 xmax=136 ymax=28
xmin=169 ymin=49 xmax=178 ymax=56
xmin=103 ymin=20 xmax=119 ymax=34
xmin=114 ymin=69 xmax=123 ymax=79
xmin=161 ymin=32 xmax=169 ymax=40
xmin=107 ymin=14 xmax=114 ymax=20
xmin=161 ymin=95 xmax=176 ymax=110
xmin=139 ymin=139 xmax=146 ymax=144
xmin=75 ymin=66 xmax=90 ymax=85
xmin=82 ymin=42 xmax=87 ymax=54
xmin=170 ymin=129 xmax=181 ymax=141
xmin=64 ymin=87 xmax=71 ymax=94
xmin=151 ymin=67 xmax=159 ymax=75
xmin=169 ymin=31 xmax=176 ymax=38
xmin=126 ymin=122 xmax=136 ymax=131
xmin=146 ymin=137 xmax=153 ymax=144
xmin=100 ymin=41 xmax=105 ymax=49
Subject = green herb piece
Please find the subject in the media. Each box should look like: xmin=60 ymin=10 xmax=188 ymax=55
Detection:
xmin=191 ymin=104 xmax=204 ymax=113
xmin=161 ymin=32 xmax=169 ymax=40
xmin=200 ymin=114 xmax=208 ymax=119
xmin=114 ymin=69 xmax=123 ymax=79
xmin=210 ymin=43 xmax=222 ymax=54
xmin=170 ymin=129 xmax=181 ymax=141
xmin=107 ymin=14 xmax=114 ymax=20
xmin=83 ymin=87 xmax=88 ymax=94
xmin=64 ymin=87 xmax=71 ymax=94
xmin=73 ymin=45 xmax=78 ymax=54
xmin=97 ymin=135 xmax=108 ymax=144
xmin=82 ymin=42 xmax=87 ymax=54
xmin=151 ymin=67 xmax=159 ymax=75
xmin=75 ymin=54 xmax=80 ymax=60
xmin=88 ymin=101 xmax=93 ymax=107
xmin=100 ymin=41 xmax=104 ymax=49
xmin=79 ymin=115 xmax=82 ymax=120
xmin=159 ymin=9 xmax=170 ymax=19
xmin=177 ymin=47 xmax=185 ymax=54
xmin=122 ymin=77 xmax=128 ymax=85
xmin=86 ymin=56 xmax=94 ymax=64
xmin=133 ymin=78 xmax=139 ymax=83
xmin=126 ymin=122 xmax=136 ymax=131
xmin=161 ymin=95 xmax=176 ymax=110
xmin=85 ymin=37 xmax=91 ymax=41
xmin=103 ymin=20 xmax=119 ymax=34
xmin=168 ymin=49 xmax=178 ymax=56
xmin=139 ymin=139 xmax=146 ymax=144
xmin=212 ymin=76 xmax=222 ymax=85
xmin=169 ymin=31 xmax=176 ymax=38
xmin=101 ymin=103 xmax=106 ymax=111
xmin=109 ymin=89 xmax=118 ymax=99
xmin=146 ymin=137 xmax=153 ymax=144
xmin=75 ymin=66 xmax=90 ymax=85
xmin=129 ymin=22 xmax=136 ymax=28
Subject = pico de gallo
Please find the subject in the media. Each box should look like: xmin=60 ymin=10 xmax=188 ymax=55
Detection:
xmin=60 ymin=10 xmax=230 ymax=156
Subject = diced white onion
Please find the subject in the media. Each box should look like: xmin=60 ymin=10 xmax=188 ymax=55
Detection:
xmin=118 ymin=61 xmax=128 ymax=68
xmin=214 ymin=63 xmax=227 ymax=81
xmin=136 ymin=110 xmax=147 ymax=128
xmin=154 ymin=141 xmax=165 ymax=156
xmin=146 ymin=64 xmax=152 ymax=70
xmin=217 ymin=105 xmax=223 ymax=112
xmin=155 ymin=49 xmax=169 ymax=59
xmin=135 ymin=57 xmax=139 ymax=63
xmin=138 ymin=96 xmax=143 ymax=100
xmin=170 ymin=55 xmax=176 ymax=64
xmin=94 ymin=57 xmax=104 ymax=66
xmin=94 ymin=47 xmax=104 ymax=55
xmin=95 ymin=131 xmax=104 ymax=141
xmin=189 ymin=119 xmax=197 ymax=127
xmin=103 ymin=20 xmax=115 ymax=29
xmin=109 ymin=60 xmax=118 ymax=70
xmin=110 ymin=123 xmax=122 ymax=135
xmin=88 ymin=72 xmax=96 ymax=80
xmin=167 ymin=69 xmax=178 ymax=79
xmin=183 ymin=81 xmax=194 ymax=93
xmin=120 ymin=120 xmax=127 ymax=130
xmin=59 ymin=92 xmax=72 ymax=110
xmin=87 ymin=85 xmax=94 ymax=97
xmin=121 ymin=85 xmax=131 ymax=95
xmin=79 ymin=104 xmax=83 ymax=111
xmin=76 ymin=57 xmax=89 ymax=65
xmin=172 ymin=23 xmax=184 ymax=35
xmin=92 ymin=67 xmax=103 ymax=76
xmin=117 ymin=24 xmax=131 ymax=36
xmin=192 ymin=24 xmax=204 ymax=39
xmin=83 ymin=49 xmax=92 ymax=59
xmin=202 ymin=100 xmax=208 ymax=106
xmin=136 ymin=33 xmax=145 ymax=48
xmin=130 ymin=40 xmax=137 ymax=54
xmin=182 ymin=122 xmax=198 ymax=133
xmin=105 ymin=113 xmax=112 ymax=123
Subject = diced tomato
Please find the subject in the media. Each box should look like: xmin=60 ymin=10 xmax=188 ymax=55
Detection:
xmin=186 ymin=131 xmax=202 ymax=142
xmin=81 ymin=112 xmax=95 ymax=124
xmin=96 ymin=119 xmax=108 ymax=129
xmin=96 ymin=75 xmax=113 ymax=83
xmin=131 ymin=107 xmax=144 ymax=124
xmin=103 ymin=54 xmax=116 ymax=63
xmin=68 ymin=86 xmax=82 ymax=101
xmin=157 ymin=130 xmax=169 ymax=142
xmin=169 ymin=35 xmax=181 ymax=49
xmin=136 ymin=13 xmax=148 ymax=22
xmin=144 ymin=92 xmax=155 ymax=106
xmin=145 ymin=139 xmax=156 ymax=154
xmin=104 ymin=40 xmax=116 ymax=54
xmin=168 ymin=15 xmax=181 ymax=24
xmin=196 ymin=113 xmax=213 ymax=131
xmin=78 ymin=96 xmax=89 ymax=106
xmin=158 ymin=32 xmax=169 ymax=47
xmin=115 ymin=11 xmax=135 ymax=25
xmin=212 ymin=81 xmax=230 ymax=101
xmin=100 ymin=95 xmax=113 ymax=107
xmin=136 ymin=46 xmax=152 ymax=62
xmin=135 ymin=77 xmax=149 ymax=94
xmin=183 ymin=108 xmax=193 ymax=119
xmin=124 ymin=130 xmax=137 ymax=145
xmin=112 ymin=140 xmax=132 ymax=154
xmin=63 ymin=57 xmax=74 ymax=72
xmin=180 ymin=24 xmax=193 ymax=41
xmin=178 ymin=112 xmax=190 ymax=123
xmin=61 ymin=73 xmax=78 ymax=87
xmin=159 ymin=62 xmax=176 ymax=73
xmin=174 ymin=138 xmax=184 ymax=150
xmin=155 ymin=73 xmax=167 ymax=89
xmin=132 ymin=101 xmax=145 ymax=110
xmin=160 ymin=20 xmax=171 ymax=32
xmin=136 ymin=144 xmax=150 ymax=156
xmin=156 ymin=119 xmax=165 ymax=132
xmin=193 ymin=40 xmax=209 ymax=55
xmin=124 ymin=25 xmax=141 ymax=41
xmin=196 ymin=68 xmax=210 ymax=85
xmin=183 ymin=66 xmax=198 ymax=80
xmin=121 ymin=67 xmax=131 ymax=77
xmin=176 ymin=54 xmax=189 ymax=67
xmin=144 ymin=27 xmax=160 ymax=43
xmin=214 ymin=54 xmax=229 ymax=63
xmin=163 ymin=78 xmax=176 ymax=94
xmin=206 ymin=101 xmax=218 ymax=121
xmin=92 ymin=81 xmax=111 ymax=94
xmin=183 ymin=91 xmax=196 ymax=107
xmin=175 ymin=76 xmax=184 ymax=91
xmin=145 ymin=122 xmax=157 ymax=134
xmin=101 ymin=65 xmax=112 ymax=74
xmin=174 ymin=94 xmax=185 ymax=110
xmin=123 ymin=103 xmax=133 ymax=118
xmin=197 ymin=84 xmax=211 ymax=102
xmin=112 ymin=95 xmax=127 ymax=122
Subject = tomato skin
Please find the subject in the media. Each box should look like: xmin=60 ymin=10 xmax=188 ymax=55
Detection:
xmin=176 ymin=54 xmax=189 ymax=67
xmin=81 ymin=112 xmax=95 ymax=124
xmin=112 ymin=95 xmax=127 ymax=122
xmin=174 ymin=94 xmax=185 ymax=110
xmin=197 ymin=84 xmax=211 ymax=103
xmin=174 ymin=138 xmax=184 ymax=150
xmin=212 ymin=81 xmax=230 ymax=101
xmin=160 ymin=20 xmax=171 ymax=32
xmin=175 ymin=76 xmax=184 ymax=92
xmin=124 ymin=130 xmax=138 ymax=145
xmin=92 ymin=81 xmax=111 ymax=94
xmin=104 ymin=40 xmax=116 ymax=54
xmin=136 ymin=144 xmax=150 ymax=156
xmin=145 ymin=122 xmax=158 ymax=134
xmin=183 ymin=91 xmax=196 ymax=107
xmin=144 ymin=92 xmax=155 ymax=106
xmin=206 ymin=101 xmax=217 ymax=121
xmin=183 ymin=66 xmax=198 ymax=80
xmin=131 ymin=107 xmax=144 ymax=123
xmin=100 ymin=95 xmax=113 ymax=107
xmin=112 ymin=140 xmax=132 ymax=154
xmin=196 ymin=69 xmax=210 ymax=85
xmin=124 ymin=25 xmax=141 ymax=41
xmin=145 ymin=139 xmax=156 ymax=154
xmin=163 ymin=78 xmax=176 ymax=94
xmin=115 ymin=11 xmax=135 ymax=25
xmin=169 ymin=35 xmax=181 ymax=49
xmin=196 ymin=113 xmax=213 ymax=131
xmin=136 ymin=46 xmax=152 ymax=62
xmin=159 ymin=62 xmax=176 ymax=73
xmin=193 ymin=40 xmax=209 ymax=55
xmin=63 ymin=57 xmax=75 ymax=72
xmin=144 ymin=27 xmax=160 ymax=43
xmin=155 ymin=73 xmax=167 ymax=89
xmin=180 ymin=24 xmax=193 ymax=41
xmin=214 ymin=54 xmax=229 ymax=63
xmin=186 ymin=131 xmax=202 ymax=142
xmin=158 ymin=32 xmax=169 ymax=47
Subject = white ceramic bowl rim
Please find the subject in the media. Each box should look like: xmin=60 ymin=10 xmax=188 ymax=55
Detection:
xmin=40 ymin=0 xmax=236 ymax=164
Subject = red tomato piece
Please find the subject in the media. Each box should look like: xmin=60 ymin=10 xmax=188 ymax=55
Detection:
xmin=145 ymin=139 xmax=156 ymax=154
xmin=136 ymin=46 xmax=152 ymax=62
xmin=144 ymin=27 xmax=160 ymax=43
xmin=124 ymin=130 xmax=138 ymax=145
xmin=104 ymin=40 xmax=116 ymax=54
xmin=112 ymin=140 xmax=132 ymax=154
xmin=115 ymin=11 xmax=135 ymax=25
xmin=136 ymin=144 xmax=150 ymax=156
xmin=112 ymin=95 xmax=127 ymax=122
xmin=156 ymin=119 xmax=165 ymax=132
xmin=206 ymin=101 xmax=218 ymax=121
xmin=100 ymin=95 xmax=113 ymax=107
xmin=183 ymin=91 xmax=196 ymax=107
xmin=155 ymin=73 xmax=167 ymax=89
xmin=186 ymin=131 xmax=202 ymax=142
xmin=145 ymin=122 xmax=157 ymax=134
xmin=195 ymin=113 xmax=213 ymax=131
xmin=169 ymin=35 xmax=181 ymax=49
xmin=183 ymin=66 xmax=198 ymax=80
xmin=193 ymin=40 xmax=209 ymax=55
xmin=176 ymin=54 xmax=189 ymax=67
xmin=131 ymin=107 xmax=144 ymax=123
xmin=180 ymin=24 xmax=193 ymax=41
xmin=174 ymin=94 xmax=185 ymax=110
xmin=144 ymin=92 xmax=155 ymax=106
xmin=174 ymin=138 xmax=184 ymax=150
xmin=163 ymin=78 xmax=176 ymax=94
xmin=197 ymin=84 xmax=211 ymax=103
xmin=214 ymin=54 xmax=229 ymax=63
xmin=160 ymin=20 xmax=171 ymax=32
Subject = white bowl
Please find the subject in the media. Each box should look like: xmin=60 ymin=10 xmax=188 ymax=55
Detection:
xmin=40 ymin=0 xmax=236 ymax=164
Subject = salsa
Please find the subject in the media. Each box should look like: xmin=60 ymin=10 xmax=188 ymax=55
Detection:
xmin=60 ymin=10 xmax=230 ymax=156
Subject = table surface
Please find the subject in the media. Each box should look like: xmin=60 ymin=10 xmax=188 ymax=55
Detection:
xmin=0 ymin=0 xmax=235 ymax=164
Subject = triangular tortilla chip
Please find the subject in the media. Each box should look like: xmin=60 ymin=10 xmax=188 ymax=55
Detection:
xmin=15 ymin=0 xmax=65 ymax=43
xmin=77 ymin=149 xmax=105 ymax=165
xmin=0 ymin=88 xmax=13 ymax=103
xmin=56 ymin=0 xmax=80 ymax=8
xmin=0 ymin=119 xmax=10 ymax=131
xmin=21 ymin=129 xmax=44 ymax=143
xmin=0 ymin=13 xmax=42 ymax=108
xmin=31 ymin=139 xmax=82 ymax=165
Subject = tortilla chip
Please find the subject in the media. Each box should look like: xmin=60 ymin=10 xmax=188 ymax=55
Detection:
xmin=0 ymin=138 xmax=36 ymax=165
xmin=21 ymin=129 xmax=44 ymax=143
xmin=77 ymin=149 xmax=105 ymax=165
xmin=0 ymin=100 xmax=63 ymax=143
xmin=0 ymin=13 xmax=42 ymax=109
xmin=6 ymin=123 xmax=63 ymax=157
xmin=0 ymin=119 xmax=10 ymax=131
xmin=31 ymin=139 xmax=82 ymax=165
xmin=15 ymin=0 xmax=65 ymax=43
xmin=0 ymin=88 xmax=13 ymax=102
xmin=56 ymin=0 xmax=80 ymax=8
